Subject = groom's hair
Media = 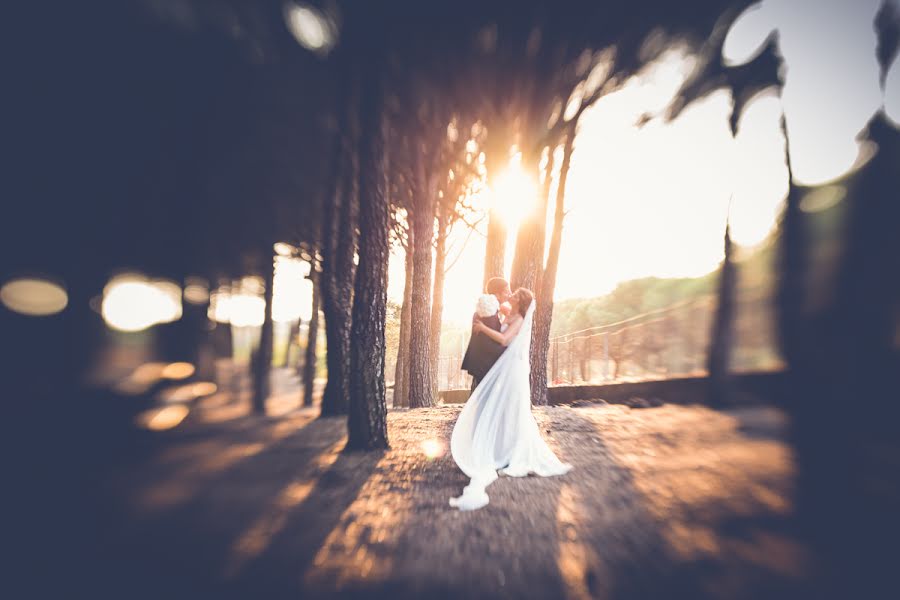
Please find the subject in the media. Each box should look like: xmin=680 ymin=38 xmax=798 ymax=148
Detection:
xmin=486 ymin=277 xmax=508 ymax=296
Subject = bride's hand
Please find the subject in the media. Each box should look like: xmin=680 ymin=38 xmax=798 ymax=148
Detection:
xmin=473 ymin=322 xmax=486 ymax=334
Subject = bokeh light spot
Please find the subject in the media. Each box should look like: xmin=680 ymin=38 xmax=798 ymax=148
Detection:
xmin=284 ymin=3 xmax=335 ymax=54
xmin=102 ymin=274 xmax=182 ymax=332
xmin=136 ymin=405 xmax=190 ymax=431
xmin=421 ymin=439 xmax=444 ymax=459
xmin=0 ymin=277 xmax=68 ymax=316
xmin=162 ymin=362 xmax=195 ymax=380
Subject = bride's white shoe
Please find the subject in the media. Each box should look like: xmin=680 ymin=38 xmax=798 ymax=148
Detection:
xmin=449 ymin=478 xmax=493 ymax=510
xmin=450 ymin=483 xmax=490 ymax=510
xmin=449 ymin=489 xmax=489 ymax=511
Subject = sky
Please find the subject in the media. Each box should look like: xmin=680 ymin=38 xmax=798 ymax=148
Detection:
xmin=388 ymin=0 xmax=899 ymax=326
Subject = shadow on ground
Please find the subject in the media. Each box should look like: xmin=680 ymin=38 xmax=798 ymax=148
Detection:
xmin=85 ymin=401 xmax=820 ymax=599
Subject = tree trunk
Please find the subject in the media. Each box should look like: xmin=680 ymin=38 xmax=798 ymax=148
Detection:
xmin=483 ymin=211 xmax=507 ymax=289
xmin=347 ymin=65 xmax=389 ymax=451
xmin=706 ymin=222 xmax=735 ymax=407
xmin=213 ymin=319 xmax=233 ymax=360
xmin=320 ymin=78 xmax=359 ymax=417
xmin=301 ymin=270 xmax=320 ymax=407
xmin=775 ymin=113 xmax=806 ymax=369
xmin=483 ymin=124 xmax=510 ymax=288
xmin=781 ymin=115 xmax=900 ymax=595
xmin=292 ymin=318 xmax=303 ymax=377
xmin=251 ymin=251 xmax=274 ymax=414
xmin=210 ymin=278 xmax=233 ymax=359
xmin=510 ymin=150 xmax=548 ymax=291
xmin=531 ymin=131 xmax=572 ymax=405
xmin=393 ymin=238 xmax=414 ymax=408
xmin=429 ymin=207 xmax=448 ymax=397
xmin=407 ymin=154 xmax=436 ymax=409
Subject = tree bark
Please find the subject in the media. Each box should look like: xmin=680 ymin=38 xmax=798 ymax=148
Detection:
xmin=393 ymin=238 xmax=414 ymax=408
xmin=301 ymin=270 xmax=320 ymax=407
xmin=531 ymin=131 xmax=572 ymax=405
xmin=775 ymin=113 xmax=806 ymax=369
xmin=482 ymin=135 xmax=509 ymax=287
xmin=251 ymin=251 xmax=274 ymax=414
xmin=213 ymin=319 xmax=233 ymax=360
xmin=706 ymin=222 xmax=735 ymax=407
xmin=292 ymin=318 xmax=303 ymax=370
xmin=347 ymin=66 xmax=389 ymax=451
xmin=770 ymin=110 xmax=900 ymax=596
xmin=801 ymin=115 xmax=900 ymax=595
xmin=483 ymin=211 xmax=507 ymax=289
xmin=510 ymin=151 xmax=549 ymax=292
xmin=407 ymin=153 xmax=436 ymax=409
xmin=320 ymin=78 xmax=359 ymax=417
xmin=429 ymin=205 xmax=448 ymax=396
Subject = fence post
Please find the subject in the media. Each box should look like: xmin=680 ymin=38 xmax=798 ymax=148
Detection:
xmin=603 ymin=332 xmax=609 ymax=380
xmin=586 ymin=335 xmax=592 ymax=382
xmin=568 ymin=337 xmax=574 ymax=383
xmin=552 ymin=338 xmax=559 ymax=383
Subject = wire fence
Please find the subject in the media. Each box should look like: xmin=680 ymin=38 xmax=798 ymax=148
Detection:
xmin=435 ymin=286 xmax=783 ymax=390
xmin=436 ymin=354 xmax=474 ymax=391
xmin=547 ymin=296 xmax=715 ymax=384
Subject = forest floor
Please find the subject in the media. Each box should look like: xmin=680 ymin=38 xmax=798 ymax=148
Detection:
xmin=89 ymin=393 xmax=822 ymax=599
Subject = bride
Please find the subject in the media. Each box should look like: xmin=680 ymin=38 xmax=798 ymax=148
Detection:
xmin=449 ymin=288 xmax=572 ymax=511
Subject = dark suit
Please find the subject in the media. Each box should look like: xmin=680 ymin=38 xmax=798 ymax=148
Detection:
xmin=461 ymin=311 xmax=504 ymax=388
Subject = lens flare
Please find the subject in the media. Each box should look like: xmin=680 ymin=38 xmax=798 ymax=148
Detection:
xmin=421 ymin=439 xmax=444 ymax=459
xmin=489 ymin=153 xmax=539 ymax=231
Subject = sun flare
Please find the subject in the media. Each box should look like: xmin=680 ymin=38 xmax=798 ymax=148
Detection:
xmin=488 ymin=154 xmax=539 ymax=232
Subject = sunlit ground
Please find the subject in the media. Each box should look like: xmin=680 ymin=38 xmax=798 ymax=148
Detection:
xmin=92 ymin=401 xmax=816 ymax=599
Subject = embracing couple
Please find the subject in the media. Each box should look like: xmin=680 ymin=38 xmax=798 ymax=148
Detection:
xmin=449 ymin=277 xmax=571 ymax=511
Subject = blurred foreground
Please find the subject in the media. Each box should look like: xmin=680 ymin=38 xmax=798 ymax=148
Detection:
xmin=86 ymin=401 xmax=817 ymax=599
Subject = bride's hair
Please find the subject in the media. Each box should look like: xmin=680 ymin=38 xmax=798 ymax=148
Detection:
xmin=512 ymin=288 xmax=534 ymax=317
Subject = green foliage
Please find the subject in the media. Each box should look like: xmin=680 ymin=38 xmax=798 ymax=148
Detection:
xmin=549 ymin=239 xmax=775 ymax=339
xmin=550 ymin=274 xmax=717 ymax=337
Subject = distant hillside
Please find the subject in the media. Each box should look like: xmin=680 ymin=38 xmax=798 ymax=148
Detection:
xmin=550 ymin=236 xmax=777 ymax=338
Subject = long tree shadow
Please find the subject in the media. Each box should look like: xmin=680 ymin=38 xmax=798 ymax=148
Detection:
xmin=224 ymin=447 xmax=387 ymax=598
xmin=207 ymin=405 xmax=574 ymax=599
xmin=91 ymin=414 xmax=379 ymax=600
xmin=88 ymin=404 xmax=820 ymax=599
xmin=563 ymin=404 xmax=820 ymax=600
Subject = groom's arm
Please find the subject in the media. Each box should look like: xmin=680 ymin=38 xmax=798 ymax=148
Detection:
xmin=474 ymin=313 xmax=502 ymax=331
xmin=475 ymin=317 xmax=523 ymax=347
xmin=471 ymin=312 xmax=501 ymax=330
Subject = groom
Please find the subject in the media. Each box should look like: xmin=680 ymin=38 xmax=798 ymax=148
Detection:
xmin=461 ymin=277 xmax=511 ymax=390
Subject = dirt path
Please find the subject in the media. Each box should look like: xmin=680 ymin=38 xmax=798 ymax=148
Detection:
xmin=91 ymin=402 xmax=818 ymax=599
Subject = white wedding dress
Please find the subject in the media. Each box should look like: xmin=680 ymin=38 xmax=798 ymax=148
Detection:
xmin=449 ymin=302 xmax=572 ymax=511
